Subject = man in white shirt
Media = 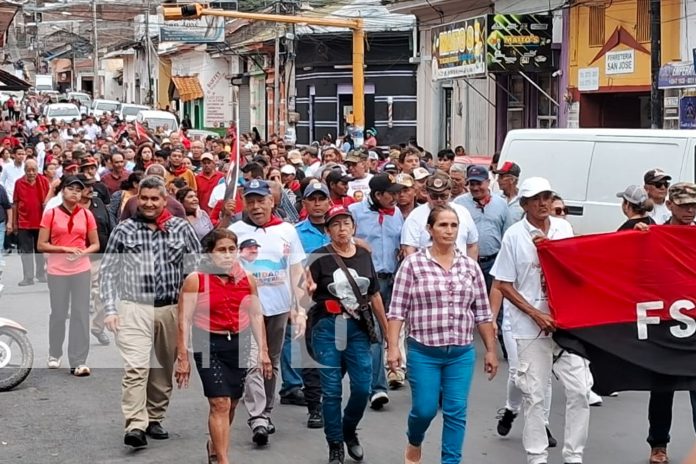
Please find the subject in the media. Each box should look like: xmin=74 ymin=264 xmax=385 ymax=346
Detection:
xmin=0 ymin=147 xmax=26 ymax=204
xmin=345 ymin=150 xmax=373 ymax=198
xmin=491 ymin=177 xmax=590 ymax=464
xmin=83 ymin=117 xmax=102 ymax=142
xmin=644 ymin=169 xmax=672 ymax=225
xmin=401 ymin=171 xmax=479 ymax=259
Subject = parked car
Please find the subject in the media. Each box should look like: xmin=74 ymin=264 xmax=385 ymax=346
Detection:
xmin=66 ymin=91 xmax=92 ymax=108
xmin=498 ymin=128 xmax=696 ymax=234
xmin=135 ymin=110 xmax=179 ymax=133
xmin=91 ymin=99 xmax=121 ymax=117
xmin=119 ymin=104 xmax=149 ymax=122
xmin=44 ymin=103 xmax=81 ymax=123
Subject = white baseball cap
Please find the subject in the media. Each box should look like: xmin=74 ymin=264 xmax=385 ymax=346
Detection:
xmin=280 ymin=164 xmax=296 ymax=175
xmin=412 ymin=167 xmax=430 ymax=181
xmin=519 ymin=177 xmax=554 ymax=198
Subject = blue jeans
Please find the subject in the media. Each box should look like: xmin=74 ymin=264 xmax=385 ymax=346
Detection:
xmin=406 ymin=338 xmax=476 ymax=464
xmin=0 ymin=222 xmax=5 ymax=269
xmin=280 ymin=323 xmax=303 ymax=396
xmin=312 ymin=316 xmax=372 ymax=443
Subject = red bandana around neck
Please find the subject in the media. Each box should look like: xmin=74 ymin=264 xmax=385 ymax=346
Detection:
xmin=170 ymin=165 xmax=188 ymax=177
xmin=378 ymin=207 xmax=395 ymax=225
xmin=155 ymin=209 xmax=173 ymax=232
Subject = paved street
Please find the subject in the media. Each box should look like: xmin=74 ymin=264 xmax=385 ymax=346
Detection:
xmin=1 ymin=253 xmax=695 ymax=464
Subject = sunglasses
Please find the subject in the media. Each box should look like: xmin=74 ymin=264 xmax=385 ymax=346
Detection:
xmin=649 ymin=181 xmax=670 ymax=189
xmin=429 ymin=192 xmax=450 ymax=200
xmin=554 ymin=207 xmax=569 ymax=216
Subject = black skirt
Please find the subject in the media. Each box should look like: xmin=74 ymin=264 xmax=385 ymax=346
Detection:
xmin=192 ymin=327 xmax=250 ymax=399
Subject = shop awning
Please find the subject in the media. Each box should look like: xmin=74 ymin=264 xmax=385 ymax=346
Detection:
xmin=659 ymin=62 xmax=696 ymax=89
xmin=171 ymin=75 xmax=204 ymax=102
xmin=0 ymin=69 xmax=31 ymax=92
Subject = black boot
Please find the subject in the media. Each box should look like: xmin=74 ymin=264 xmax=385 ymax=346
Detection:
xmin=328 ymin=442 xmax=344 ymax=464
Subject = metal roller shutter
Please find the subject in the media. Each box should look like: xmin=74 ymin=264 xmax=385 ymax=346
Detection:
xmin=238 ymin=84 xmax=250 ymax=133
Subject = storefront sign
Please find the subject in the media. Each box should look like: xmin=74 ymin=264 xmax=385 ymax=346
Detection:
xmin=578 ymin=67 xmax=599 ymax=91
xmin=432 ymin=16 xmax=487 ymax=80
xmin=605 ymin=50 xmax=634 ymax=75
xmin=486 ymin=14 xmax=553 ymax=73
xmin=160 ymin=15 xmax=225 ymax=43
xmin=680 ymin=97 xmax=696 ymax=129
xmin=658 ymin=62 xmax=696 ymax=89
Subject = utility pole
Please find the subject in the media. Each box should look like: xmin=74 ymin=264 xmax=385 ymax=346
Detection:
xmin=145 ymin=0 xmax=152 ymax=105
xmin=92 ymin=0 xmax=100 ymax=98
xmin=273 ymin=1 xmax=282 ymax=136
xmin=650 ymin=0 xmax=662 ymax=129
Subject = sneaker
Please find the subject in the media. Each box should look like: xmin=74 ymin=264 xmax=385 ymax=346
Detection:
xmin=252 ymin=425 xmax=268 ymax=446
xmin=267 ymin=419 xmax=276 ymax=435
xmin=546 ymin=426 xmax=558 ymax=448
xmin=328 ymin=442 xmax=345 ymax=464
xmin=47 ymin=356 xmax=61 ymax=369
xmin=344 ymin=432 xmax=364 ymax=461
xmin=280 ymin=389 xmax=307 ymax=406
xmin=388 ymin=369 xmax=406 ymax=389
xmin=18 ymin=278 xmax=34 ymax=287
xmin=369 ymin=391 xmax=389 ymax=410
xmin=589 ymin=390 xmax=603 ymax=406
xmin=649 ymin=447 xmax=669 ymax=464
xmin=496 ymin=408 xmax=517 ymax=437
xmin=71 ymin=365 xmax=91 ymax=377
xmin=307 ymin=407 xmax=323 ymax=429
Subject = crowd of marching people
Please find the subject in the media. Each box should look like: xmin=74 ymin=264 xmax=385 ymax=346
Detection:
xmin=2 ymin=99 xmax=696 ymax=464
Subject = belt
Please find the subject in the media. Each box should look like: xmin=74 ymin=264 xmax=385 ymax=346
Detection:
xmin=376 ymin=272 xmax=393 ymax=279
xmin=154 ymin=298 xmax=176 ymax=308
xmin=478 ymin=254 xmax=498 ymax=263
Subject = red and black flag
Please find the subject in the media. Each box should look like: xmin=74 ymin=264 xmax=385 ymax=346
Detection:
xmin=537 ymin=227 xmax=696 ymax=394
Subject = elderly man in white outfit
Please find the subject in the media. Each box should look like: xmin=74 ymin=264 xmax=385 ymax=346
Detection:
xmin=491 ymin=177 xmax=590 ymax=464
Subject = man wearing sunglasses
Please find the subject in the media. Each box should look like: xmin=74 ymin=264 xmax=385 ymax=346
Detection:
xmin=400 ymin=171 xmax=479 ymax=259
xmin=643 ymin=169 xmax=672 ymax=225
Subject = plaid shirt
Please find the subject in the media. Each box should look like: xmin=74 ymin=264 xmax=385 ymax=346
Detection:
xmin=99 ymin=217 xmax=202 ymax=315
xmin=389 ymin=248 xmax=492 ymax=347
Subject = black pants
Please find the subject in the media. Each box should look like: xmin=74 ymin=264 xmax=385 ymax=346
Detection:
xmin=647 ymin=390 xmax=696 ymax=447
xmin=47 ymin=271 xmax=91 ymax=368
xmin=302 ymin=367 xmax=322 ymax=410
xmin=17 ymin=229 xmax=45 ymax=281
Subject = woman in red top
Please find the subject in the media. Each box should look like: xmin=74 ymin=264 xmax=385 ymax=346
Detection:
xmin=175 ymin=228 xmax=271 ymax=464
xmin=37 ymin=175 xmax=100 ymax=377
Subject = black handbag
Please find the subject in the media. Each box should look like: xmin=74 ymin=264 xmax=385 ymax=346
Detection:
xmin=328 ymin=245 xmax=379 ymax=344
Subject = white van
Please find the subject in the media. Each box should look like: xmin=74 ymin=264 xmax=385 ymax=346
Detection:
xmin=135 ymin=110 xmax=179 ymax=133
xmin=498 ymin=129 xmax=696 ymax=235
xmin=119 ymin=104 xmax=149 ymax=122
xmin=66 ymin=91 xmax=92 ymax=108
xmin=44 ymin=103 xmax=81 ymax=123
xmin=91 ymin=99 xmax=121 ymax=117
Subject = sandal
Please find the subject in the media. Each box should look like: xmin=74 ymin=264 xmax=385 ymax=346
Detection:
xmin=207 ymin=439 xmax=218 ymax=464
xmin=71 ymin=365 xmax=91 ymax=377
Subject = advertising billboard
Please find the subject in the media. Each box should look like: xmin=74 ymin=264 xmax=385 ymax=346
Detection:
xmin=431 ymin=16 xmax=488 ymax=80
xmin=486 ymin=14 xmax=553 ymax=73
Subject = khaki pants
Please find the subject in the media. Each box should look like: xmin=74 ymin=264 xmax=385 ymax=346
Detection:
xmin=89 ymin=259 xmax=105 ymax=333
xmin=116 ymin=301 xmax=178 ymax=433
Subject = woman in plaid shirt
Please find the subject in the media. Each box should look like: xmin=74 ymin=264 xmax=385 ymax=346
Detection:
xmin=387 ymin=205 xmax=498 ymax=464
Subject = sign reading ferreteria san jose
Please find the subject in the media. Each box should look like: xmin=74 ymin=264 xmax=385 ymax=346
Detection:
xmin=432 ymin=14 xmax=553 ymax=81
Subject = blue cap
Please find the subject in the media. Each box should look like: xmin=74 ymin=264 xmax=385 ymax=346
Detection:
xmin=240 ymin=238 xmax=261 ymax=249
xmin=467 ymin=165 xmax=489 ymax=182
xmin=243 ymin=179 xmax=271 ymax=197
xmin=303 ymin=182 xmax=330 ymax=199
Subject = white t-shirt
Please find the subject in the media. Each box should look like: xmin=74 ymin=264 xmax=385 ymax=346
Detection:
xmin=347 ymin=173 xmax=373 ymax=197
xmin=45 ymin=194 xmax=63 ymax=210
xmin=305 ymin=160 xmax=322 ymax=178
xmin=0 ymin=163 xmax=25 ymax=203
xmin=490 ymin=216 xmax=574 ymax=339
xmin=649 ymin=201 xmax=671 ymax=225
xmin=400 ymin=202 xmax=479 ymax=251
xmin=229 ymin=220 xmax=306 ymax=316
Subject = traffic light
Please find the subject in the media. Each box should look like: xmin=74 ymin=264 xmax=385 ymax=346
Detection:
xmin=162 ymin=3 xmax=204 ymax=20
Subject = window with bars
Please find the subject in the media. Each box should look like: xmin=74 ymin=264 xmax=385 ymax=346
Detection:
xmin=636 ymin=0 xmax=650 ymax=42
xmin=589 ymin=6 xmax=605 ymax=47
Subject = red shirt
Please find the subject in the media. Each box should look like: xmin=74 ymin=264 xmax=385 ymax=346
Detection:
xmin=40 ymin=206 xmax=97 ymax=276
xmin=193 ymin=269 xmax=251 ymax=333
xmin=101 ymin=170 xmax=130 ymax=196
xmin=195 ymin=171 xmax=224 ymax=214
xmin=13 ymin=176 xmax=49 ymax=229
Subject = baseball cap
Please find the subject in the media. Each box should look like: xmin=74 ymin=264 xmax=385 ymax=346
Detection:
xmin=345 ymin=150 xmax=367 ymax=163
xmin=252 ymin=156 xmax=269 ymax=167
xmin=395 ymin=173 xmax=414 ymax=188
xmin=497 ymin=161 xmax=521 ymax=177
xmin=368 ymin=151 xmax=379 ymax=161
xmin=288 ymin=150 xmax=303 ymax=165
xmin=644 ymin=169 xmax=672 ymax=184
xmin=76 ymin=173 xmax=97 ymax=186
xmin=369 ymin=173 xmax=404 ymax=194
xmin=467 ymin=165 xmax=489 ymax=182
xmin=669 ymin=182 xmax=696 ymax=205
xmin=326 ymin=170 xmax=353 ymax=185
xmin=243 ymin=179 xmax=271 ymax=197
xmin=79 ymin=156 xmax=98 ymax=169
xmin=161 ymin=138 xmax=171 ymax=145
xmin=425 ymin=172 xmax=453 ymax=193
xmin=382 ymin=162 xmax=398 ymax=173
xmin=519 ymin=177 xmax=554 ymax=198
xmin=201 ymin=153 xmax=215 ymax=162
xmin=303 ymin=182 xmax=330 ymax=199
xmin=616 ymin=185 xmax=648 ymax=205
xmin=239 ymin=238 xmax=261 ymax=250
xmin=61 ymin=175 xmax=85 ymax=189
xmin=324 ymin=205 xmax=353 ymax=225
xmin=280 ymin=164 xmax=296 ymax=175
xmin=413 ymin=167 xmax=430 ymax=181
